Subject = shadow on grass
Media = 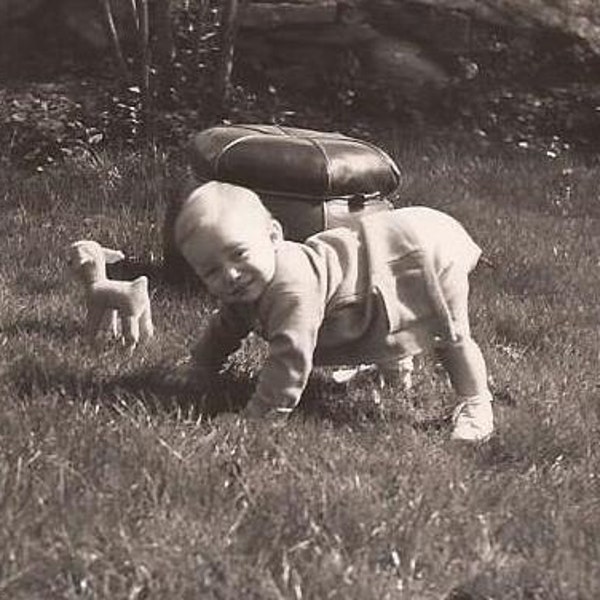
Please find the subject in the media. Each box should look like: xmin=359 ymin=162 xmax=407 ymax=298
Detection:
xmin=5 ymin=354 xmax=459 ymax=435
xmin=0 ymin=315 xmax=83 ymax=343
xmin=299 ymin=371 xmax=454 ymax=435
xmin=5 ymin=354 xmax=250 ymax=418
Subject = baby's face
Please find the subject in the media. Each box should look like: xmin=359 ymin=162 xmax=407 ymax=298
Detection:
xmin=180 ymin=210 xmax=278 ymax=303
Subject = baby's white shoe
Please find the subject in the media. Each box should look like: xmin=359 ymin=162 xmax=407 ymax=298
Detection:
xmin=451 ymin=392 xmax=494 ymax=442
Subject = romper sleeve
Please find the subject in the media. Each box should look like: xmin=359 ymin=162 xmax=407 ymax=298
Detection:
xmin=243 ymin=287 xmax=324 ymax=419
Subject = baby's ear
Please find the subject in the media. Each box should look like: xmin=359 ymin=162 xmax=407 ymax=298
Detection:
xmin=269 ymin=219 xmax=284 ymax=243
xmin=102 ymin=247 xmax=126 ymax=264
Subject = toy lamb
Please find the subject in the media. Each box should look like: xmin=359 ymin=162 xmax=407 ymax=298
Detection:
xmin=69 ymin=240 xmax=154 ymax=351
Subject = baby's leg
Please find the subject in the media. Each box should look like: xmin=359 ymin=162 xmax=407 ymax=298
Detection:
xmin=437 ymin=336 xmax=493 ymax=441
xmin=438 ymin=336 xmax=489 ymax=396
xmin=438 ymin=273 xmax=493 ymax=442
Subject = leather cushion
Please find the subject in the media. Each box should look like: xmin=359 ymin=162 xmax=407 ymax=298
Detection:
xmin=188 ymin=124 xmax=401 ymax=201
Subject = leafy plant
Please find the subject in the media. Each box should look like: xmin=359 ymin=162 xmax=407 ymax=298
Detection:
xmin=0 ymin=86 xmax=104 ymax=171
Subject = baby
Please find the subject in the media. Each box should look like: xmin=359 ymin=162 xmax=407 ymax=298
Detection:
xmin=174 ymin=181 xmax=494 ymax=442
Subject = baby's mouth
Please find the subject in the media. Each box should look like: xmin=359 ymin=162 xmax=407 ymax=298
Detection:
xmin=230 ymin=280 xmax=252 ymax=298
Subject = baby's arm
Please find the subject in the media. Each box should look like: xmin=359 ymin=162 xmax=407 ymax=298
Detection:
xmin=191 ymin=304 xmax=252 ymax=374
xmin=243 ymin=291 xmax=323 ymax=419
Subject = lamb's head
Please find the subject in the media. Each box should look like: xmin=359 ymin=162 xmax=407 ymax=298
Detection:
xmin=69 ymin=240 xmax=125 ymax=285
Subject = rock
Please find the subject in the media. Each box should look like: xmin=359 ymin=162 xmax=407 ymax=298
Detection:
xmin=368 ymin=0 xmax=519 ymax=32
xmin=242 ymin=1 xmax=337 ymax=29
xmin=267 ymin=21 xmax=378 ymax=47
xmin=368 ymin=0 xmax=600 ymax=56
xmin=358 ymin=34 xmax=451 ymax=101
xmin=236 ymin=2 xmax=453 ymax=111
xmin=236 ymin=10 xmax=380 ymax=92
xmin=59 ymin=0 xmax=134 ymax=51
xmin=367 ymin=0 xmax=476 ymax=54
xmin=0 ymin=0 xmax=54 ymax=76
xmin=0 ymin=0 xmax=45 ymax=22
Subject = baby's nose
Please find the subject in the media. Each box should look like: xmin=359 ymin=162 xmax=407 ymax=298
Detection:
xmin=225 ymin=265 xmax=241 ymax=283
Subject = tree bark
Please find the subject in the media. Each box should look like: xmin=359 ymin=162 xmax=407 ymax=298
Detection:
xmin=99 ymin=0 xmax=129 ymax=81
xmin=137 ymin=0 xmax=150 ymax=98
xmin=130 ymin=0 xmax=152 ymax=137
xmin=154 ymin=0 xmax=175 ymax=102
xmin=213 ymin=0 xmax=247 ymax=120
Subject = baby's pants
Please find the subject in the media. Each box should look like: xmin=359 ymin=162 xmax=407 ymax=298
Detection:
xmin=376 ymin=269 xmax=489 ymax=398
xmin=436 ymin=270 xmax=489 ymax=398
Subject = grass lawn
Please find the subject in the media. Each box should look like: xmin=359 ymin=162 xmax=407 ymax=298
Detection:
xmin=0 ymin=133 xmax=599 ymax=599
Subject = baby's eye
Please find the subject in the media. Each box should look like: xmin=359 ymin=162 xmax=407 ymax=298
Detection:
xmin=232 ymin=248 xmax=248 ymax=260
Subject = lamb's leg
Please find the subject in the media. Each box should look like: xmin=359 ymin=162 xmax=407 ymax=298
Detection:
xmin=101 ymin=309 xmax=119 ymax=338
xmin=122 ymin=314 xmax=140 ymax=352
xmin=139 ymin=305 xmax=154 ymax=342
xmin=86 ymin=304 xmax=106 ymax=345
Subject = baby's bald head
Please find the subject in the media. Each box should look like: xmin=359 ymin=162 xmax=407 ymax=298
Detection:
xmin=174 ymin=182 xmax=283 ymax=302
xmin=174 ymin=181 xmax=272 ymax=249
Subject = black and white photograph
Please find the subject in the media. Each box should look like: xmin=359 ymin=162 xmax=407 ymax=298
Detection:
xmin=1 ymin=1 xmax=598 ymax=598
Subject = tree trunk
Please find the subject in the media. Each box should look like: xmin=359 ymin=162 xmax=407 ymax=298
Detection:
xmin=213 ymin=0 xmax=246 ymax=120
xmin=132 ymin=0 xmax=152 ymax=137
xmin=137 ymin=0 xmax=150 ymax=98
xmin=154 ymin=0 xmax=175 ymax=103
xmin=99 ymin=0 xmax=129 ymax=81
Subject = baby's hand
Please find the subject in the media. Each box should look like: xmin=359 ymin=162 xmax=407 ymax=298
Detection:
xmin=164 ymin=355 xmax=215 ymax=390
